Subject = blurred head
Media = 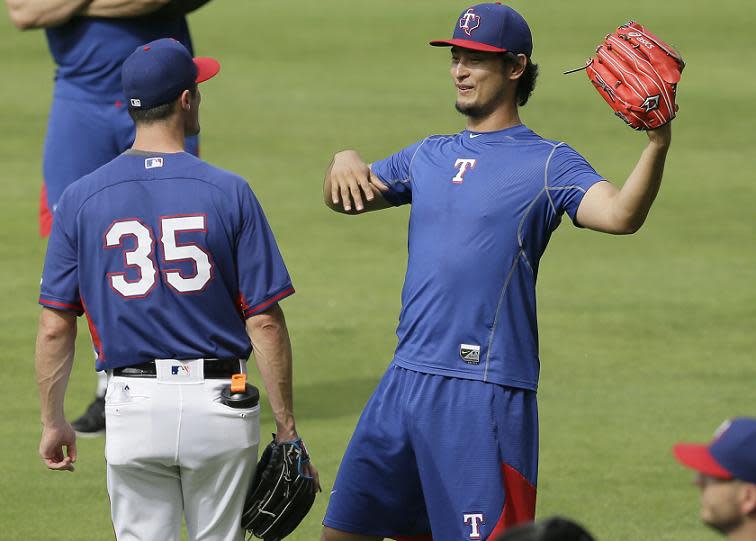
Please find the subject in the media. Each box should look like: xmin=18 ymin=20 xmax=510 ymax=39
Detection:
xmin=121 ymin=38 xmax=220 ymax=135
xmin=673 ymin=418 xmax=756 ymax=536
xmin=494 ymin=516 xmax=596 ymax=541
xmin=431 ymin=2 xmax=538 ymax=117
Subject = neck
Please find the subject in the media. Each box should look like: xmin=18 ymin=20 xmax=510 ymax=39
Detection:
xmin=131 ymin=117 xmax=186 ymax=154
xmin=728 ymin=521 xmax=756 ymax=541
xmin=466 ymin=100 xmax=521 ymax=132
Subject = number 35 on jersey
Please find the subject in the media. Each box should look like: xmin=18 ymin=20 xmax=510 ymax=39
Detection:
xmin=104 ymin=214 xmax=213 ymax=298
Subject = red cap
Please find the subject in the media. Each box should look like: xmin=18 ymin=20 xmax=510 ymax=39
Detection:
xmin=673 ymin=443 xmax=734 ymax=480
xmin=194 ymin=57 xmax=220 ymax=83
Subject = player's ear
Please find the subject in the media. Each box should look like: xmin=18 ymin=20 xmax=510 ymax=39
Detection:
xmin=178 ymin=89 xmax=192 ymax=112
xmin=507 ymin=53 xmax=527 ymax=80
xmin=740 ymin=482 xmax=756 ymax=516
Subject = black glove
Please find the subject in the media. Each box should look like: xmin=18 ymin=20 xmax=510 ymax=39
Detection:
xmin=242 ymin=436 xmax=317 ymax=541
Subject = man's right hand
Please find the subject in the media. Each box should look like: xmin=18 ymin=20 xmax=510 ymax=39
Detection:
xmin=324 ymin=150 xmax=389 ymax=213
xmin=39 ymin=422 xmax=77 ymax=472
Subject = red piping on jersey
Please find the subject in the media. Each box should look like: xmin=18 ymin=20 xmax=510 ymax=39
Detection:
xmin=237 ymin=291 xmax=250 ymax=318
xmin=39 ymin=297 xmax=83 ymax=313
xmin=244 ymin=286 xmax=295 ymax=316
xmin=39 ymin=183 xmax=52 ymax=238
xmin=489 ymin=463 xmax=537 ymax=538
xmin=80 ymin=296 xmax=105 ymax=362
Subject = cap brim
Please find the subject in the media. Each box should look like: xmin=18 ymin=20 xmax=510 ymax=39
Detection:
xmin=429 ymin=38 xmax=508 ymax=53
xmin=194 ymin=57 xmax=220 ymax=83
xmin=673 ymin=443 xmax=734 ymax=479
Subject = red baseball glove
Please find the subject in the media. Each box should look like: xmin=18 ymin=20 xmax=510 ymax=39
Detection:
xmin=580 ymin=22 xmax=685 ymax=130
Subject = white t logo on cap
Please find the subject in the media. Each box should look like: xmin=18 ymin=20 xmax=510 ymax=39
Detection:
xmin=460 ymin=9 xmax=481 ymax=36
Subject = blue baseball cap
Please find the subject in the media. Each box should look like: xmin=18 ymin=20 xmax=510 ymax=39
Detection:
xmin=122 ymin=38 xmax=220 ymax=109
xmin=673 ymin=417 xmax=756 ymax=484
xmin=430 ymin=3 xmax=533 ymax=56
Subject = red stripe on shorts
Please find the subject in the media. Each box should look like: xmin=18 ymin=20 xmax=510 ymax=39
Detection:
xmin=489 ymin=462 xmax=537 ymax=537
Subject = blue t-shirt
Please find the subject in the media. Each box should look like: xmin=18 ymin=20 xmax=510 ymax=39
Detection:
xmin=371 ymin=124 xmax=604 ymax=390
xmin=46 ymin=16 xmax=193 ymax=102
xmin=39 ymin=152 xmax=293 ymax=371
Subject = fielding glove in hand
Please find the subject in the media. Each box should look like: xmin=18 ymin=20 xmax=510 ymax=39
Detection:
xmin=242 ymin=436 xmax=316 ymax=541
xmin=575 ymin=21 xmax=685 ymax=130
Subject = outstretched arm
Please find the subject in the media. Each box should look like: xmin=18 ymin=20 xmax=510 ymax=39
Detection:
xmin=576 ymin=124 xmax=672 ymax=234
xmin=324 ymin=150 xmax=392 ymax=214
xmin=36 ymin=307 xmax=78 ymax=472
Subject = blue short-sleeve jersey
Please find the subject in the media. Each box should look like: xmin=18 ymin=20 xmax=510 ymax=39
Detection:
xmin=46 ymin=16 xmax=193 ymax=102
xmin=371 ymin=124 xmax=604 ymax=390
xmin=39 ymin=152 xmax=293 ymax=370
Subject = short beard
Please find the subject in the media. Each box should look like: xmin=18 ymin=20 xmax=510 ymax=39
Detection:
xmin=454 ymin=88 xmax=509 ymax=119
xmin=703 ymin=515 xmax=743 ymax=535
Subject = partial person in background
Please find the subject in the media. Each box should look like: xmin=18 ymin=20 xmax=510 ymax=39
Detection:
xmin=5 ymin=0 xmax=213 ymax=436
xmin=494 ymin=517 xmax=596 ymax=541
xmin=674 ymin=417 xmax=756 ymax=541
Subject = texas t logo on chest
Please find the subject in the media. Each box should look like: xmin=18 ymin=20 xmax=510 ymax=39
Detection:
xmin=463 ymin=513 xmax=485 ymax=539
xmin=452 ymin=158 xmax=477 ymax=184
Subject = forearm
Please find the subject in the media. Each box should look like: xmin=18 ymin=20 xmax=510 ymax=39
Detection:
xmin=610 ymin=136 xmax=670 ymax=232
xmin=35 ymin=309 xmax=77 ymax=426
xmin=80 ymin=0 xmax=169 ymax=18
xmin=246 ymin=304 xmax=296 ymax=441
xmin=5 ymin=0 xmax=90 ymax=29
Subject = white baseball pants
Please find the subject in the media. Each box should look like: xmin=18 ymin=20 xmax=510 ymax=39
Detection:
xmin=104 ymin=360 xmax=260 ymax=541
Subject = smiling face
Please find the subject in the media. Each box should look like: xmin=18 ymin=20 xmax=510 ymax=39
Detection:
xmin=450 ymin=46 xmax=525 ymax=120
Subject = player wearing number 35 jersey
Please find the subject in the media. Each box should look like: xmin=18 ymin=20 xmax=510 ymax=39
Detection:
xmin=39 ymin=148 xmax=290 ymax=367
xmin=35 ymin=38 xmax=318 ymax=541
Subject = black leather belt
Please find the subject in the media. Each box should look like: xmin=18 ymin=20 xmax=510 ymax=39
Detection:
xmin=113 ymin=359 xmax=242 ymax=378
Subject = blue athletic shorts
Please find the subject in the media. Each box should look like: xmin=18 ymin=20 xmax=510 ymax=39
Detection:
xmin=40 ymin=96 xmax=199 ymax=236
xmin=323 ymin=364 xmax=538 ymax=541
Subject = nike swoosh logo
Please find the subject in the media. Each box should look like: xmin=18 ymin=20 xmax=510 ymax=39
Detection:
xmin=469 ymin=133 xmax=482 ymax=138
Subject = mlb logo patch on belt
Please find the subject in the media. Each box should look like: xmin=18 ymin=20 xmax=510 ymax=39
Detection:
xmin=155 ymin=359 xmax=204 ymax=383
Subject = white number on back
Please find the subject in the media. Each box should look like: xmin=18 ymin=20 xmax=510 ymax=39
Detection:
xmin=105 ymin=215 xmax=212 ymax=298
xmin=161 ymin=215 xmax=212 ymax=293
xmin=105 ymin=220 xmax=157 ymax=298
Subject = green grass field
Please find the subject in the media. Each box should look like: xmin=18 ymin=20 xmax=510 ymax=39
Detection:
xmin=1 ymin=1 xmax=754 ymax=539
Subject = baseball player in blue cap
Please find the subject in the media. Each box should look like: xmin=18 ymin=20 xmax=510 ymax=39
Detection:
xmin=321 ymin=3 xmax=675 ymax=540
xmin=6 ymin=0 xmax=213 ymax=437
xmin=35 ymin=38 xmax=318 ymax=540
xmin=674 ymin=418 xmax=756 ymax=540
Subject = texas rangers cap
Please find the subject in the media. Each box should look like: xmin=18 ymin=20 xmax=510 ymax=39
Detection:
xmin=430 ymin=2 xmax=533 ymax=56
xmin=673 ymin=417 xmax=756 ymax=484
xmin=122 ymin=38 xmax=220 ymax=109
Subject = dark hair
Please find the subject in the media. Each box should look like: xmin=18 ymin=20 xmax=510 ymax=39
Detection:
xmin=494 ymin=517 xmax=596 ymax=541
xmin=127 ymin=84 xmax=197 ymax=125
xmin=503 ymin=54 xmax=539 ymax=107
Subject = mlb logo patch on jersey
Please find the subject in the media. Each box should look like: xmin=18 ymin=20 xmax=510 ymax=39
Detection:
xmin=145 ymin=157 xmax=164 ymax=169
xmin=460 ymin=344 xmax=480 ymax=364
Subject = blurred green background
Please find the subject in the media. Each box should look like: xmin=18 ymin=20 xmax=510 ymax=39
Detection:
xmin=1 ymin=1 xmax=754 ymax=540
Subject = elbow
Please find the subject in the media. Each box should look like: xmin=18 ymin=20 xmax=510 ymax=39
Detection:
xmin=612 ymin=219 xmax=643 ymax=235
xmin=7 ymin=9 xmax=37 ymax=30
